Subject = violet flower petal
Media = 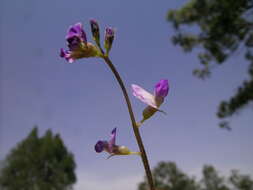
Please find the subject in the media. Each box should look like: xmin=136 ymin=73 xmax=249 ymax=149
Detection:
xmin=154 ymin=79 xmax=169 ymax=98
xmin=108 ymin=128 xmax=116 ymax=153
xmin=60 ymin=48 xmax=74 ymax=63
xmin=60 ymin=48 xmax=66 ymax=58
xmin=95 ymin=140 xmax=107 ymax=153
xmin=131 ymin=84 xmax=158 ymax=109
xmin=67 ymin=36 xmax=81 ymax=51
xmin=66 ymin=22 xmax=87 ymax=43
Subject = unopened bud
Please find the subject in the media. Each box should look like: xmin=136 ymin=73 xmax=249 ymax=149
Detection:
xmin=90 ymin=19 xmax=100 ymax=46
xmin=104 ymin=27 xmax=115 ymax=55
xmin=141 ymin=106 xmax=157 ymax=123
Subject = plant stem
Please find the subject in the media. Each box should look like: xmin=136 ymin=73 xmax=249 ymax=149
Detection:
xmin=103 ymin=56 xmax=155 ymax=190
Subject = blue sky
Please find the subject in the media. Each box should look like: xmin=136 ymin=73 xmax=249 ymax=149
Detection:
xmin=1 ymin=0 xmax=253 ymax=190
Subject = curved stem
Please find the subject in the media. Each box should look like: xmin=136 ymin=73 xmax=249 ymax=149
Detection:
xmin=103 ymin=56 xmax=155 ymax=190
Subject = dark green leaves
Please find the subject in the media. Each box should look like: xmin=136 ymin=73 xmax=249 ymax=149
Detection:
xmin=0 ymin=127 xmax=76 ymax=190
xmin=167 ymin=0 xmax=253 ymax=129
xmin=138 ymin=162 xmax=253 ymax=190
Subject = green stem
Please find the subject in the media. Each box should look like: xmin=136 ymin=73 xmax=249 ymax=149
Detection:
xmin=102 ymin=56 xmax=155 ymax=190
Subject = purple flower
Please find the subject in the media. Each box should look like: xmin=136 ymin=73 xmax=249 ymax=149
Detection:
xmin=66 ymin=23 xmax=87 ymax=47
xmin=60 ymin=22 xmax=101 ymax=63
xmin=131 ymin=79 xmax=169 ymax=124
xmin=95 ymin=128 xmax=140 ymax=158
xmin=104 ymin=27 xmax=115 ymax=55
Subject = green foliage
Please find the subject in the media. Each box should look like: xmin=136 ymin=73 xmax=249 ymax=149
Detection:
xmin=0 ymin=127 xmax=76 ymax=190
xmin=138 ymin=162 xmax=253 ymax=190
xmin=230 ymin=170 xmax=253 ymax=190
xmin=139 ymin=161 xmax=198 ymax=190
xmin=201 ymin=165 xmax=229 ymax=190
xmin=167 ymin=0 xmax=253 ymax=129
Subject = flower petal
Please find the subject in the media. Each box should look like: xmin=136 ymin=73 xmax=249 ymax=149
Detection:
xmin=60 ymin=48 xmax=66 ymax=58
xmin=108 ymin=128 xmax=116 ymax=153
xmin=154 ymin=79 xmax=169 ymax=98
xmin=60 ymin=48 xmax=74 ymax=63
xmin=131 ymin=84 xmax=158 ymax=108
xmin=95 ymin=140 xmax=107 ymax=153
xmin=66 ymin=22 xmax=87 ymax=43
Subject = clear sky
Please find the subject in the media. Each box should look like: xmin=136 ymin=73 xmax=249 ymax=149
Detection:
xmin=1 ymin=0 xmax=252 ymax=190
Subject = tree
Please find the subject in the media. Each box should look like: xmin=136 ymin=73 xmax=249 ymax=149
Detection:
xmin=138 ymin=162 xmax=253 ymax=190
xmin=230 ymin=170 xmax=253 ymax=190
xmin=201 ymin=165 xmax=229 ymax=190
xmin=167 ymin=0 xmax=253 ymax=129
xmin=138 ymin=161 xmax=199 ymax=190
xmin=0 ymin=127 xmax=76 ymax=190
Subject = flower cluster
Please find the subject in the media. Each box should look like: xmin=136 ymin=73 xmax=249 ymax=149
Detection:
xmin=60 ymin=23 xmax=101 ymax=63
xmin=60 ymin=20 xmax=115 ymax=63
xmin=60 ymin=20 xmax=169 ymax=159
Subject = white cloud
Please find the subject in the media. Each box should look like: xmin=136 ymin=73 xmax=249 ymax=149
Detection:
xmin=74 ymin=171 xmax=143 ymax=190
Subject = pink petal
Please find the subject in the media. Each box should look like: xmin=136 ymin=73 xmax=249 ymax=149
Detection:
xmin=131 ymin=84 xmax=158 ymax=109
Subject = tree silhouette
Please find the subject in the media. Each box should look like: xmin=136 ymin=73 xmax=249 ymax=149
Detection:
xmin=138 ymin=162 xmax=253 ymax=190
xmin=0 ymin=127 xmax=76 ymax=190
xmin=138 ymin=162 xmax=198 ymax=190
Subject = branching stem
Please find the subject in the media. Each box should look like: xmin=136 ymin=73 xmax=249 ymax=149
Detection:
xmin=102 ymin=55 xmax=155 ymax=190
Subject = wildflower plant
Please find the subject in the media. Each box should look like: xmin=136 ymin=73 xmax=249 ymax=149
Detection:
xmin=95 ymin=128 xmax=140 ymax=159
xmin=60 ymin=19 xmax=169 ymax=190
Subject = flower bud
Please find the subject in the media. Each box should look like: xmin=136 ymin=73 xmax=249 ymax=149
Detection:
xmin=117 ymin=146 xmax=131 ymax=155
xmin=154 ymin=79 xmax=169 ymax=98
xmin=141 ymin=106 xmax=157 ymax=124
xmin=104 ymin=27 xmax=115 ymax=55
xmin=90 ymin=19 xmax=100 ymax=46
